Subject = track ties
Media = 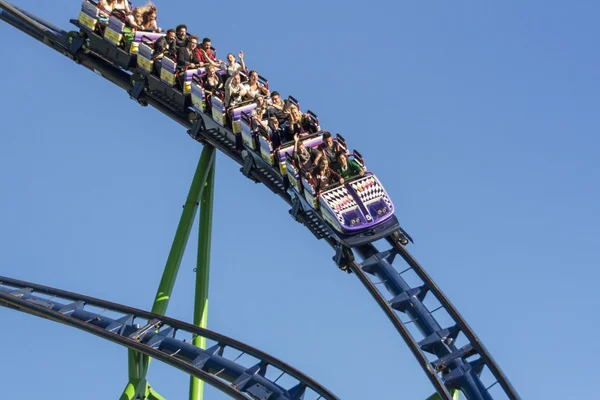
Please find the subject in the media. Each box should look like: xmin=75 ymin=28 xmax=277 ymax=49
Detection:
xmin=128 ymin=319 xmax=163 ymax=341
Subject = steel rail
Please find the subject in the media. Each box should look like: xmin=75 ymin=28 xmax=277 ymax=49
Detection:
xmin=0 ymin=290 xmax=250 ymax=400
xmin=0 ymin=4 xmax=521 ymax=399
xmin=389 ymin=241 xmax=521 ymax=400
xmin=0 ymin=276 xmax=340 ymax=400
xmin=347 ymin=261 xmax=455 ymax=399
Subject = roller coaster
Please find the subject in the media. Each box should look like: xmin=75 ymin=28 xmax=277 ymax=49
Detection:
xmin=0 ymin=2 xmax=522 ymax=400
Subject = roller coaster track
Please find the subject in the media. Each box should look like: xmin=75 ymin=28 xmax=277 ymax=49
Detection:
xmin=0 ymin=3 xmax=522 ymax=399
xmin=0 ymin=276 xmax=339 ymax=400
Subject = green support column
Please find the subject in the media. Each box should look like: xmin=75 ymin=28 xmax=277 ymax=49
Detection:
xmin=189 ymin=156 xmax=216 ymax=400
xmin=120 ymin=145 xmax=216 ymax=400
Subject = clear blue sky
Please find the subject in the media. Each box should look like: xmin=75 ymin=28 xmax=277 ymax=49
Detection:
xmin=1 ymin=1 xmax=599 ymax=399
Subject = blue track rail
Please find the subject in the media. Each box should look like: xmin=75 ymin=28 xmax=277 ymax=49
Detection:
xmin=0 ymin=3 xmax=522 ymax=399
xmin=0 ymin=276 xmax=339 ymax=400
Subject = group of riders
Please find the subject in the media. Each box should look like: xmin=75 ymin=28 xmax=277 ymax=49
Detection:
xmin=95 ymin=0 xmax=366 ymax=193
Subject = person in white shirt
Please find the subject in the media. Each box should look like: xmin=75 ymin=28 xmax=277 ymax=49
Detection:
xmin=224 ymin=72 xmax=247 ymax=108
xmin=221 ymin=51 xmax=246 ymax=80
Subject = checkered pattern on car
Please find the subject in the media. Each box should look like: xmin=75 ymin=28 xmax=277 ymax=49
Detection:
xmin=350 ymin=176 xmax=394 ymax=211
xmin=321 ymin=186 xmax=357 ymax=223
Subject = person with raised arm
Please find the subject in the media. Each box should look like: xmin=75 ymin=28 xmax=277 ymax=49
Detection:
xmin=314 ymin=131 xmax=343 ymax=166
xmin=221 ymin=51 xmax=246 ymax=80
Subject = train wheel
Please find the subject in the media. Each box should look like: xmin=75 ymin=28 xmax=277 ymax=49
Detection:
xmin=391 ymin=231 xmax=409 ymax=246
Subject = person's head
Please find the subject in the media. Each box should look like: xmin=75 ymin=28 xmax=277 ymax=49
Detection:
xmin=289 ymin=104 xmax=301 ymax=120
xmin=320 ymin=157 xmax=329 ymax=171
xmin=271 ymin=91 xmax=281 ymax=104
xmin=132 ymin=7 xmax=144 ymax=23
xmin=337 ymin=152 xmax=348 ymax=168
xmin=231 ymin=71 xmax=241 ymax=85
xmin=142 ymin=4 xmax=157 ymax=25
xmin=227 ymin=53 xmax=235 ymax=65
xmin=248 ymin=70 xmax=258 ymax=83
xmin=176 ymin=24 xmax=187 ymax=38
xmin=268 ymin=117 xmax=279 ymax=130
xmin=207 ymin=65 xmax=216 ymax=76
xmin=144 ymin=11 xmax=156 ymax=25
xmin=323 ymin=131 xmax=333 ymax=147
xmin=255 ymin=95 xmax=265 ymax=106
xmin=201 ymin=38 xmax=211 ymax=51
xmin=188 ymin=35 xmax=198 ymax=50
xmin=166 ymin=29 xmax=176 ymax=42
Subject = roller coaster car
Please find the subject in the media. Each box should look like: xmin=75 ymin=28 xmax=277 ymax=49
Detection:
xmin=284 ymin=136 xmax=405 ymax=246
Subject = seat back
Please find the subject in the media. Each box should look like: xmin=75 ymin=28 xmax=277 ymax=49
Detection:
xmin=211 ymin=90 xmax=226 ymax=126
xmin=160 ymin=55 xmax=177 ymax=86
xmin=104 ymin=10 xmax=126 ymax=46
xmin=129 ymin=31 xmax=165 ymax=55
xmin=182 ymin=68 xmax=204 ymax=94
xmin=78 ymin=0 xmax=99 ymax=31
xmin=136 ymin=36 xmax=154 ymax=73
xmin=190 ymin=74 xmax=206 ymax=113
xmin=230 ymin=102 xmax=257 ymax=134
xmin=240 ymin=112 xmax=257 ymax=150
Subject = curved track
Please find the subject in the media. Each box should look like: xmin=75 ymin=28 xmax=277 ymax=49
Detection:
xmin=0 ymin=276 xmax=339 ymax=400
xmin=0 ymin=3 xmax=521 ymax=399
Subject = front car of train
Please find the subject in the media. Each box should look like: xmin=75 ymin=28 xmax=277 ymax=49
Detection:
xmin=319 ymin=174 xmax=395 ymax=234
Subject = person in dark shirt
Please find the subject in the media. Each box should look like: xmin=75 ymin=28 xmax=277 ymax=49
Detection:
xmin=309 ymin=158 xmax=343 ymax=194
xmin=202 ymin=65 xmax=223 ymax=94
xmin=154 ymin=29 xmax=176 ymax=59
xmin=176 ymin=35 xmax=200 ymax=70
xmin=314 ymin=131 xmax=342 ymax=166
xmin=268 ymin=91 xmax=289 ymax=125
xmin=268 ymin=117 xmax=287 ymax=148
xmin=174 ymin=24 xmax=188 ymax=49
xmin=293 ymin=133 xmax=319 ymax=170
xmin=335 ymin=152 xmax=365 ymax=180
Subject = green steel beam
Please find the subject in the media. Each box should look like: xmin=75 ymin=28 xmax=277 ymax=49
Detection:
xmin=120 ymin=145 xmax=216 ymax=400
xmin=189 ymin=155 xmax=216 ymax=400
xmin=151 ymin=145 xmax=216 ymax=316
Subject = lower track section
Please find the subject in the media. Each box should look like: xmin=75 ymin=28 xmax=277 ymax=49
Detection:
xmin=348 ymin=241 xmax=521 ymax=400
xmin=0 ymin=276 xmax=339 ymax=400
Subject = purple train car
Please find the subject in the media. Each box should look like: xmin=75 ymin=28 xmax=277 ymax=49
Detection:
xmin=318 ymin=174 xmax=395 ymax=234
